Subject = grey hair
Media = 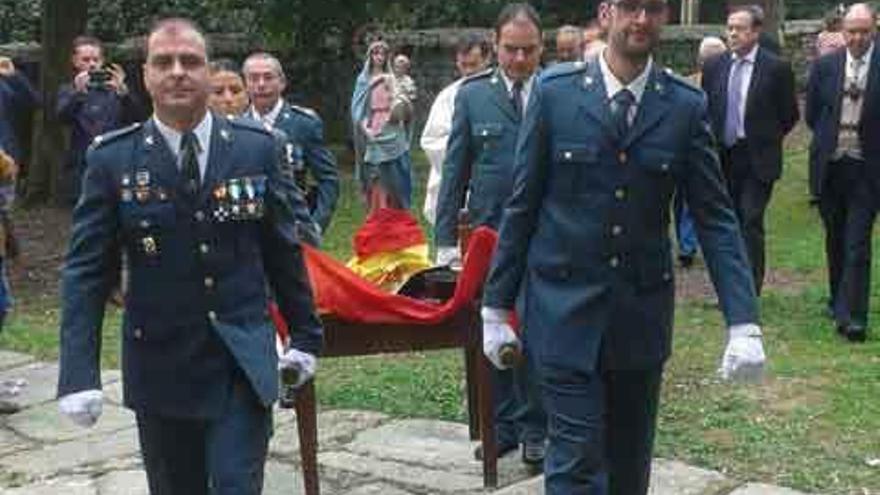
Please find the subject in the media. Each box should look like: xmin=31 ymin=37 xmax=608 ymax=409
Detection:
xmin=242 ymin=52 xmax=286 ymax=82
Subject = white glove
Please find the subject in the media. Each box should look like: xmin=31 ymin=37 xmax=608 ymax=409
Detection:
xmin=719 ymin=323 xmax=766 ymax=383
xmin=435 ymin=246 xmax=462 ymax=267
xmin=481 ymin=307 xmax=520 ymax=370
xmin=58 ymin=389 xmax=103 ymax=427
xmin=278 ymin=348 xmax=318 ymax=388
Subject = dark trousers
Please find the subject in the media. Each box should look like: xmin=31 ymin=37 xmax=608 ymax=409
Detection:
xmin=493 ymin=345 xmax=547 ymax=448
xmin=722 ymin=142 xmax=774 ymax=295
xmin=135 ymin=372 xmax=273 ymax=495
xmin=542 ymin=364 xmax=662 ymax=495
xmin=818 ymin=156 xmax=876 ymax=328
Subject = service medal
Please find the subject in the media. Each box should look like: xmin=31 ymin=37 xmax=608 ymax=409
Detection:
xmin=142 ymin=236 xmax=158 ymax=255
xmin=135 ymin=171 xmax=150 ymax=187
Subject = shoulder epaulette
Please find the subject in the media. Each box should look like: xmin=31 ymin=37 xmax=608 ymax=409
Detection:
xmin=89 ymin=123 xmax=141 ymax=150
xmin=541 ymin=60 xmax=588 ymax=81
xmin=662 ymin=67 xmax=702 ymax=95
xmin=460 ymin=67 xmax=494 ymax=86
xmin=229 ymin=116 xmax=274 ymax=135
xmin=289 ymin=104 xmax=319 ymax=120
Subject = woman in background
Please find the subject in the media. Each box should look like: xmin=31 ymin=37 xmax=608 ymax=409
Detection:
xmin=208 ymin=59 xmax=249 ymax=117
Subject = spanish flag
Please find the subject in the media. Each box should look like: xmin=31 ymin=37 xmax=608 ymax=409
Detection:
xmin=345 ymin=208 xmax=432 ymax=293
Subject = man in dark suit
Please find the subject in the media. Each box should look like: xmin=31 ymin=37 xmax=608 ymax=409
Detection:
xmin=0 ymin=55 xmax=39 ymax=165
xmin=806 ymin=3 xmax=879 ymax=343
xmin=244 ymin=52 xmax=339 ymax=240
xmin=57 ymin=36 xmax=145 ymax=204
xmin=56 ymin=18 xmax=323 ymax=494
xmin=701 ymin=5 xmax=799 ymax=295
xmin=481 ymin=0 xmax=766 ymax=492
xmin=435 ymin=3 xmax=547 ymax=468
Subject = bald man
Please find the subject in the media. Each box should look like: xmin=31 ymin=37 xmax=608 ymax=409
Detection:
xmin=555 ymin=25 xmax=584 ymax=63
xmin=807 ymin=3 xmax=880 ymax=343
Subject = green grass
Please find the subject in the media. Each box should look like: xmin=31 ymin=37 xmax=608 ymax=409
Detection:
xmin=1 ymin=136 xmax=878 ymax=494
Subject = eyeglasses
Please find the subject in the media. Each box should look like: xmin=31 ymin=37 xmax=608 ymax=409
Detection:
xmin=612 ymin=0 xmax=667 ymax=17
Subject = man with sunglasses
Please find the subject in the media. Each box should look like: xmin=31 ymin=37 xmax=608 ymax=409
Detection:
xmin=480 ymin=0 xmax=765 ymax=492
xmin=701 ymin=5 xmax=799 ymax=297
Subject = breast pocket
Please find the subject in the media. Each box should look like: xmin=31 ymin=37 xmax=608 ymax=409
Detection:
xmin=551 ymin=144 xmax=599 ymax=197
xmin=472 ymin=122 xmax=504 ymax=153
xmin=119 ymin=201 xmax=177 ymax=267
xmin=637 ymin=150 xmax=678 ymax=201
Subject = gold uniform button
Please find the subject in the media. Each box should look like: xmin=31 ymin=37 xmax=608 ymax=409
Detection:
xmin=194 ymin=210 xmax=206 ymax=222
xmin=615 ymin=188 xmax=626 ymax=200
xmin=618 ymin=151 xmax=628 ymax=164
xmin=609 ymin=256 xmax=620 ymax=268
xmin=204 ymin=276 xmax=215 ymax=288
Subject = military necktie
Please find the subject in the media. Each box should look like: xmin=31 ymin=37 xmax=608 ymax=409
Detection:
xmin=511 ymin=80 xmax=524 ymax=117
xmin=611 ymin=88 xmax=635 ymax=141
xmin=180 ymin=131 xmax=201 ymax=198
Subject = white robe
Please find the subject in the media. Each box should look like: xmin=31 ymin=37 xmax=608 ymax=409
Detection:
xmin=419 ymin=78 xmax=465 ymax=225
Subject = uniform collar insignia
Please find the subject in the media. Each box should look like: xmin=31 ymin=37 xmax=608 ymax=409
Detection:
xmin=220 ymin=129 xmax=231 ymax=141
xmin=144 ymin=135 xmax=154 ymax=147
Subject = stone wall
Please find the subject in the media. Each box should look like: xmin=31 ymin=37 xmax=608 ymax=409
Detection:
xmin=0 ymin=22 xmax=828 ymax=151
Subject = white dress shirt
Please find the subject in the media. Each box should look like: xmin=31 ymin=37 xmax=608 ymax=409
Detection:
xmin=499 ymin=70 xmax=535 ymax=117
xmin=598 ymin=48 xmax=653 ymax=125
xmin=153 ymin=111 xmax=213 ymax=181
xmin=420 ymin=78 xmax=465 ymax=225
xmin=249 ymin=98 xmax=284 ymax=128
xmin=727 ymin=44 xmax=758 ymax=140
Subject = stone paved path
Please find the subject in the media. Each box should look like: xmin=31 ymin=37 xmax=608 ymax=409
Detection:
xmin=0 ymin=350 xmax=818 ymax=494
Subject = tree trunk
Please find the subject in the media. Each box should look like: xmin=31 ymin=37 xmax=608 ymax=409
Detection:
xmin=26 ymin=0 xmax=87 ymax=205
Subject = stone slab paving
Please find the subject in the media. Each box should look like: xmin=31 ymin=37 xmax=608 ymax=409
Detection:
xmin=648 ymin=459 xmax=732 ymax=495
xmin=0 ymin=360 xmax=826 ymax=495
xmin=0 ymin=351 xmax=33 ymax=372
xmin=3 ymin=475 xmax=96 ymax=495
xmin=0 ymin=426 xmax=140 ymax=479
xmin=0 ymin=363 xmax=120 ymax=410
xmin=7 ymin=401 xmax=135 ymax=443
xmin=95 ymin=470 xmax=149 ymax=495
xmin=340 ymin=482 xmax=416 ymax=495
xmin=729 ymin=483 xmax=815 ymax=495
xmin=0 ymin=428 xmax=34 ymax=457
xmin=318 ymin=451 xmax=484 ymax=493
xmin=269 ymin=409 xmax=389 ymax=459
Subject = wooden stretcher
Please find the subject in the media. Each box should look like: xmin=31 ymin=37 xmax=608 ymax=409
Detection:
xmin=289 ymin=284 xmax=503 ymax=494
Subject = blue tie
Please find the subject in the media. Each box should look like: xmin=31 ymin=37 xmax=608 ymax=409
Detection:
xmin=724 ymin=58 xmax=746 ymax=147
xmin=611 ymin=89 xmax=635 ymax=141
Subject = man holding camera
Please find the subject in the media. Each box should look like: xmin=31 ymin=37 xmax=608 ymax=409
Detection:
xmin=57 ymin=35 xmax=144 ymax=204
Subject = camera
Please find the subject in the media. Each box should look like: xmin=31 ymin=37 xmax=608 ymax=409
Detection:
xmin=87 ymin=68 xmax=112 ymax=90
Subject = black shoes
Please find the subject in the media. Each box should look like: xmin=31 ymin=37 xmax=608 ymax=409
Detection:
xmin=473 ymin=440 xmax=517 ymax=461
xmin=521 ymin=439 xmax=546 ymax=472
xmin=678 ymin=254 xmax=695 ymax=269
xmin=837 ymin=324 xmax=867 ymax=343
xmin=473 ymin=439 xmax=545 ymax=472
